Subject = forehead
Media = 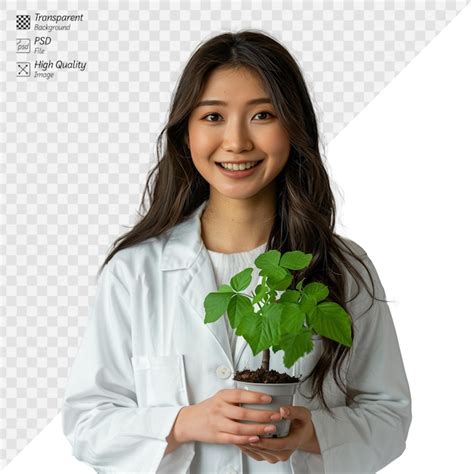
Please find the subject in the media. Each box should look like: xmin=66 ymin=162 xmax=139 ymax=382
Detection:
xmin=199 ymin=67 xmax=268 ymax=101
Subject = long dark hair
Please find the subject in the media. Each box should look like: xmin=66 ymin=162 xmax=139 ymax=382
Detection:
xmin=98 ymin=29 xmax=388 ymax=415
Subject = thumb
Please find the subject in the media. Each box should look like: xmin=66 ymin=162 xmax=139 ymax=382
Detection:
xmin=280 ymin=405 xmax=302 ymax=420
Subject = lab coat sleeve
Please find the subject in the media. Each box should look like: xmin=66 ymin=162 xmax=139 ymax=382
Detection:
xmin=310 ymin=254 xmax=412 ymax=473
xmin=61 ymin=262 xmax=194 ymax=473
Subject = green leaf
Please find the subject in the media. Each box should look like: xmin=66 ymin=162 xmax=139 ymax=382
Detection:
xmin=230 ymin=267 xmax=253 ymax=291
xmin=279 ymin=251 xmax=313 ymax=270
xmin=302 ymin=282 xmax=329 ymax=303
xmin=204 ymin=291 xmax=233 ymax=323
xmin=278 ymin=330 xmax=314 ymax=368
xmin=227 ymin=294 xmax=254 ymax=329
xmin=263 ymin=263 xmax=287 ymax=283
xmin=279 ymin=289 xmax=300 ymax=304
xmin=296 ymin=278 xmax=305 ymax=291
xmin=308 ymin=302 xmax=352 ymax=347
xmin=236 ymin=305 xmax=282 ymax=356
xmin=280 ymin=302 xmax=305 ymax=334
xmin=299 ymin=291 xmax=316 ymax=314
xmin=217 ymin=284 xmax=234 ymax=293
xmin=255 ymin=250 xmax=281 ymax=270
xmin=252 ymin=283 xmax=266 ymax=305
xmin=265 ymin=288 xmax=277 ymax=304
xmin=269 ymin=271 xmax=292 ymax=291
xmin=237 ymin=314 xmax=262 ymax=355
xmin=255 ymin=304 xmax=282 ymax=353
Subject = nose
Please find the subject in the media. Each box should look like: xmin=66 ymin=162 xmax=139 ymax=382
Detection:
xmin=222 ymin=118 xmax=253 ymax=153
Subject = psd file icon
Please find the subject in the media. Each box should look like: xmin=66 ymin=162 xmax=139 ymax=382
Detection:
xmin=17 ymin=38 xmax=30 ymax=53
xmin=16 ymin=15 xmax=31 ymax=29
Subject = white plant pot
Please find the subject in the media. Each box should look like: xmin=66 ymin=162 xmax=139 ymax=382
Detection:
xmin=235 ymin=380 xmax=300 ymax=438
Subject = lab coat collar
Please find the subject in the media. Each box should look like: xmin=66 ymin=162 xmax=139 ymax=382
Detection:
xmin=160 ymin=199 xmax=208 ymax=271
xmin=161 ymin=199 xmax=240 ymax=368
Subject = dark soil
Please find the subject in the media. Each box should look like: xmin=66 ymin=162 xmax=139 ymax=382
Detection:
xmin=234 ymin=367 xmax=300 ymax=383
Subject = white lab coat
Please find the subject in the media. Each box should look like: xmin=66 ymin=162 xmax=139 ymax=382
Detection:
xmin=62 ymin=199 xmax=411 ymax=473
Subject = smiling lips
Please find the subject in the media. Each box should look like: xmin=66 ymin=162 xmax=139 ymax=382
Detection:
xmin=218 ymin=160 xmax=262 ymax=171
xmin=216 ymin=159 xmax=263 ymax=177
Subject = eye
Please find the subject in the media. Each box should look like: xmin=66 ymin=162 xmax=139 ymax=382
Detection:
xmin=202 ymin=113 xmax=221 ymax=122
xmin=201 ymin=111 xmax=274 ymax=122
xmin=254 ymin=111 xmax=274 ymax=120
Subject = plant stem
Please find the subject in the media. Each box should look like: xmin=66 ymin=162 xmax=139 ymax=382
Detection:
xmin=261 ymin=348 xmax=270 ymax=371
xmin=259 ymin=275 xmax=271 ymax=372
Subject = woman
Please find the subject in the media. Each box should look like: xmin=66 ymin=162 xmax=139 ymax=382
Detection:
xmin=62 ymin=29 xmax=411 ymax=473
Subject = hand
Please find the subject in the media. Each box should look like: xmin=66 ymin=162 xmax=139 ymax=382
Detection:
xmin=236 ymin=405 xmax=319 ymax=463
xmin=175 ymin=389 xmax=282 ymax=445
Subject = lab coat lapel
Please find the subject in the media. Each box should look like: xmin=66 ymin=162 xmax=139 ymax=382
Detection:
xmin=182 ymin=248 xmax=235 ymax=368
xmin=161 ymin=200 xmax=234 ymax=369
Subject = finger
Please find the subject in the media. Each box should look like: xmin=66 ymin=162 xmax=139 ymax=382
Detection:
xmin=239 ymin=446 xmax=265 ymax=462
xmin=243 ymin=446 xmax=281 ymax=464
xmin=249 ymin=433 xmax=298 ymax=452
xmin=221 ymin=417 xmax=278 ymax=438
xmin=220 ymin=388 xmax=274 ymax=405
xmin=218 ymin=431 xmax=266 ymax=446
xmin=225 ymin=403 xmax=282 ymax=423
xmin=247 ymin=445 xmax=294 ymax=460
xmin=280 ymin=405 xmax=311 ymax=421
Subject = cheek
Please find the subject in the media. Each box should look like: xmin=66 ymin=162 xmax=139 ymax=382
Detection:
xmin=189 ymin=131 xmax=217 ymax=160
xmin=192 ymin=132 xmax=210 ymax=149
xmin=263 ymin=128 xmax=291 ymax=159
xmin=188 ymin=119 xmax=217 ymax=147
xmin=188 ymin=132 xmax=217 ymax=176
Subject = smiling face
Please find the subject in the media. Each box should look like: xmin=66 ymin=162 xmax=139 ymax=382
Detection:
xmin=187 ymin=66 xmax=291 ymax=203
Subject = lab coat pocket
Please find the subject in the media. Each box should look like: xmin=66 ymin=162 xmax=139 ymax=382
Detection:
xmin=131 ymin=354 xmax=189 ymax=408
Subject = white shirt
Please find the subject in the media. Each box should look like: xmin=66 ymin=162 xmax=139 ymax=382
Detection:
xmin=61 ymin=199 xmax=412 ymax=473
xmin=207 ymin=242 xmax=267 ymax=364
xmin=207 ymin=242 xmax=292 ymax=473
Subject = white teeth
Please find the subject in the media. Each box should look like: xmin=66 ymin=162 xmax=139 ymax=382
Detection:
xmin=220 ymin=161 xmax=260 ymax=170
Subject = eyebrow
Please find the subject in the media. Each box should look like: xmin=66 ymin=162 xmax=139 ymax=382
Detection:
xmin=195 ymin=97 xmax=272 ymax=107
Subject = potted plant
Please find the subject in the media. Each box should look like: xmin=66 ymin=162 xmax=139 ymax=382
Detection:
xmin=204 ymin=249 xmax=352 ymax=438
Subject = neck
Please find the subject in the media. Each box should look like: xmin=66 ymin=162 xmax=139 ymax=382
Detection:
xmin=200 ymin=195 xmax=275 ymax=253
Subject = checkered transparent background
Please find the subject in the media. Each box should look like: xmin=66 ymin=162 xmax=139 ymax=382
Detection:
xmin=0 ymin=0 xmax=469 ymax=467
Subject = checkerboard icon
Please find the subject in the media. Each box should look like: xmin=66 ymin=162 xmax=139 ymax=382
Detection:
xmin=16 ymin=15 xmax=30 ymax=30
